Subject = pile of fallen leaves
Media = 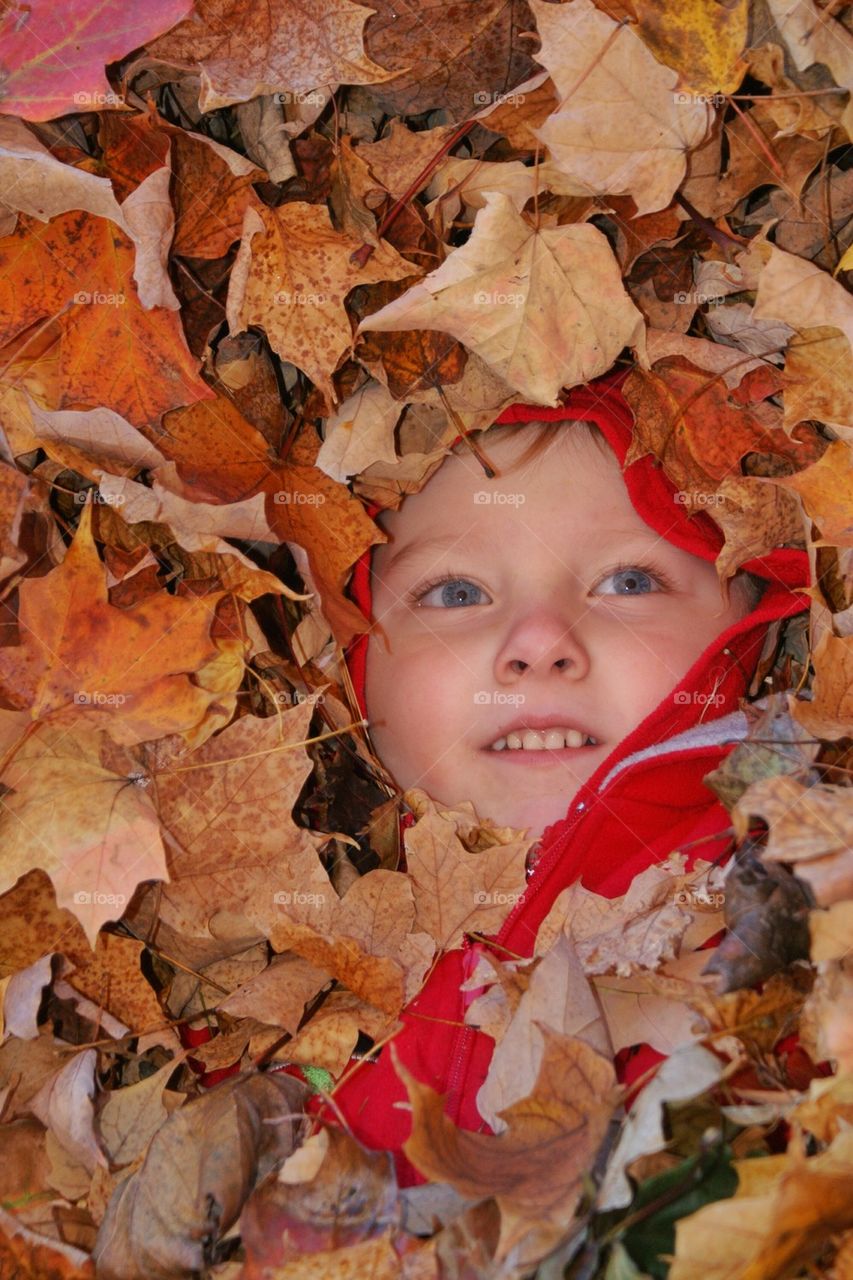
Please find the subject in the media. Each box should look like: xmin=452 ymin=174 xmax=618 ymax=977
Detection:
xmin=0 ymin=0 xmax=852 ymax=1276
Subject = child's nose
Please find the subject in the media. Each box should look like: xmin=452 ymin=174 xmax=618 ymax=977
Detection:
xmin=495 ymin=612 xmax=590 ymax=683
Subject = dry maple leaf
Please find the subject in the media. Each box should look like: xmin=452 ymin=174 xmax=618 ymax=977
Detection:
xmin=363 ymin=0 xmax=540 ymax=121
xmin=0 ymin=211 xmax=211 ymax=427
xmin=777 ymin=440 xmax=853 ymax=548
xmin=142 ymin=705 xmax=335 ymax=947
xmin=402 ymin=795 xmax=530 ymax=951
xmin=736 ymin=775 xmax=853 ymax=905
xmin=358 ymin=191 xmax=646 ymax=406
xmin=399 ymin=1026 xmax=618 ymax=1262
xmin=226 ymin=198 xmax=415 ymax=408
xmin=269 ymin=868 xmax=434 ymax=1015
xmin=623 ymin=357 xmax=824 ymax=496
xmin=0 ymin=502 xmax=230 ymax=745
xmin=531 ymin=0 xmax=713 ymax=215
xmin=0 ymin=722 xmax=168 ymax=947
xmin=147 ymin=0 xmax=397 ymax=112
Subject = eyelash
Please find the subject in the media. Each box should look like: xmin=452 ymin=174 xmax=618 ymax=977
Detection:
xmin=406 ymin=559 xmax=676 ymax=604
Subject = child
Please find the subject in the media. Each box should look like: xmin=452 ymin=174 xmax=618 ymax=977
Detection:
xmin=329 ymin=372 xmax=811 ymax=1186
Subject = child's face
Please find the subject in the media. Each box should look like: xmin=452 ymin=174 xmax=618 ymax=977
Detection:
xmin=365 ymin=425 xmax=753 ymax=840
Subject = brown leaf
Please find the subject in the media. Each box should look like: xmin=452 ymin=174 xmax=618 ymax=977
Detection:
xmin=358 ymin=192 xmax=645 ymax=405
xmin=363 ymin=0 xmax=540 ymax=122
xmin=736 ymin=773 xmax=853 ymax=906
xmin=783 ymin=326 xmax=853 ymax=434
xmin=532 ymin=0 xmax=713 ymax=214
xmin=148 ymin=0 xmax=397 ymax=112
xmin=240 ymin=1126 xmax=397 ymax=1271
xmin=402 ymin=795 xmax=529 ymax=951
xmin=226 ymin=198 xmax=415 ymax=407
xmin=701 ymin=839 xmax=813 ymax=993
xmin=399 ymin=1027 xmax=617 ymax=1261
xmin=270 ymin=869 xmax=434 ymax=1015
xmin=144 ymin=706 xmax=335 ymax=947
xmin=92 ymin=1070 xmax=308 ymax=1280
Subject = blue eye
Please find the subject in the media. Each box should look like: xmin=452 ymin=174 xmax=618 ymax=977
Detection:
xmin=415 ymin=577 xmax=489 ymax=608
xmin=596 ymin=567 xmax=659 ymax=595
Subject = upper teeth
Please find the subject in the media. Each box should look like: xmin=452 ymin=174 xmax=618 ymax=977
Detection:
xmin=491 ymin=729 xmax=596 ymax=751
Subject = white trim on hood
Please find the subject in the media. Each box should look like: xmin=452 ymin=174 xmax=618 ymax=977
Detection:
xmin=598 ymin=709 xmax=749 ymax=792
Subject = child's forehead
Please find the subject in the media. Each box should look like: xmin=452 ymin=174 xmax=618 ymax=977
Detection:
xmin=375 ymin=425 xmax=632 ymax=544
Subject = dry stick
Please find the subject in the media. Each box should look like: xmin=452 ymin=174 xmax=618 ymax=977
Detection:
xmin=349 ymin=118 xmax=477 ymax=268
xmin=674 ymin=191 xmax=744 ymax=257
xmin=725 ymin=95 xmax=785 ymax=181
xmin=436 ymin=383 xmax=499 ymax=478
xmin=157 ymin=720 xmax=368 ymax=776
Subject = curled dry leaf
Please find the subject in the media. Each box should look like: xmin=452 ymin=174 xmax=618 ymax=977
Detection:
xmin=240 ymin=1126 xmax=398 ymax=1273
xmin=92 ymin=1070 xmax=308 ymax=1280
xmin=702 ymin=838 xmax=813 ymax=992
xmin=736 ymin=774 xmax=853 ymax=906
xmin=399 ymin=1027 xmax=618 ymax=1262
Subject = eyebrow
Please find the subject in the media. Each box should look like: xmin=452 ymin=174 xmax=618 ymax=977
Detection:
xmin=380 ymin=531 xmax=489 ymax=577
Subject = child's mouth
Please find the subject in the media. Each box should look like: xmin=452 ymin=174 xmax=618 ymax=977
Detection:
xmin=485 ymin=728 xmax=599 ymax=763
